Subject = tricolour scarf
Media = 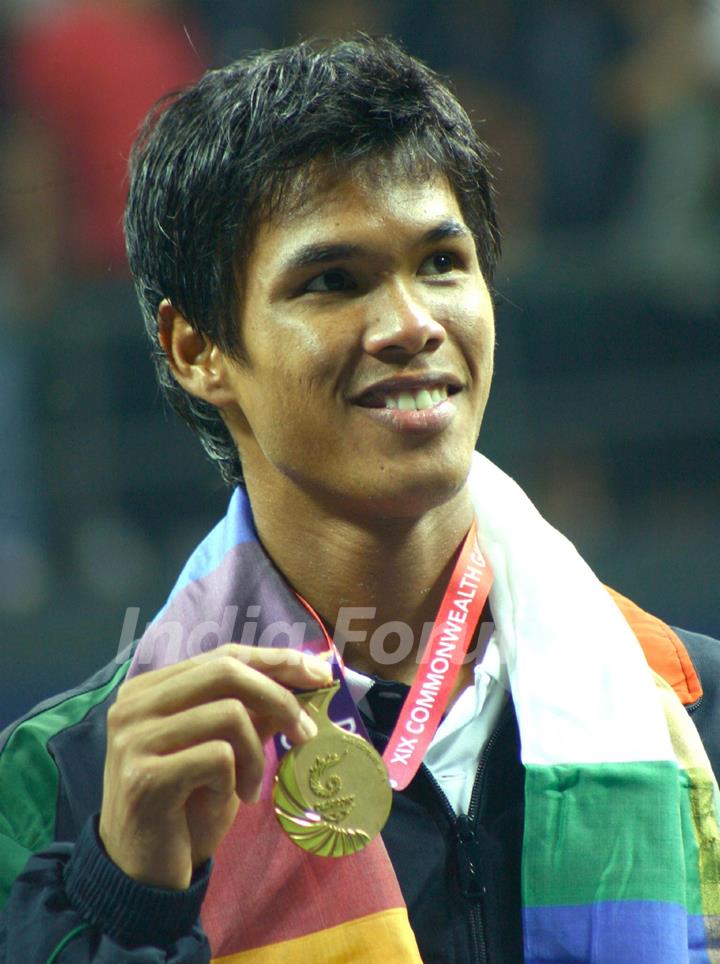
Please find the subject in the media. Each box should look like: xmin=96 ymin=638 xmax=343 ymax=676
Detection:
xmin=129 ymin=453 xmax=719 ymax=961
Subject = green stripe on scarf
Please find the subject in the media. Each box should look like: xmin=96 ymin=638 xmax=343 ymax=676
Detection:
xmin=522 ymin=761 xmax=691 ymax=908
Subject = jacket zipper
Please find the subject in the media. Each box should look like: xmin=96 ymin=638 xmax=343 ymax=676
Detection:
xmin=466 ymin=721 xmax=503 ymax=964
xmin=419 ymin=717 xmax=505 ymax=964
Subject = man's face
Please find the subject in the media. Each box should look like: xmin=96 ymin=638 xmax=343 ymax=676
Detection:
xmin=219 ymin=171 xmax=495 ymax=519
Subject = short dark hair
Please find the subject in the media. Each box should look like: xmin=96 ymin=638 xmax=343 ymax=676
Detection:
xmin=124 ymin=35 xmax=501 ymax=486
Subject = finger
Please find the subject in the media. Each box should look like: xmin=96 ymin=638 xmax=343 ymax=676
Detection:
xmin=114 ymin=652 xmax=324 ymax=745
xmin=124 ymin=643 xmax=332 ymax=695
xmin=148 ymin=740 xmax=239 ymax=808
xmin=237 ymin=646 xmax=333 ymax=689
xmin=142 ymin=699 xmax=268 ymax=801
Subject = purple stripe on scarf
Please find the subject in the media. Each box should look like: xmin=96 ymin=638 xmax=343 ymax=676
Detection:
xmin=125 ymin=536 xmax=363 ymax=735
xmin=128 ymin=541 xmax=316 ymax=676
xmin=689 ymin=915 xmax=719 ymax=957
xmin=523 ymin=902 xmax=704 ymax=963
xmin=159 ymin=487 xmax=257 ymax=612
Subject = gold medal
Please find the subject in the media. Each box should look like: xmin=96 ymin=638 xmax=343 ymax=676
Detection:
xmin=273 ymin=682 xmax=392 ymax=857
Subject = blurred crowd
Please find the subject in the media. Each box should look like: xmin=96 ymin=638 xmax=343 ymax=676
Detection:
xmin=1 ymin=0 xmax=719 ymax=723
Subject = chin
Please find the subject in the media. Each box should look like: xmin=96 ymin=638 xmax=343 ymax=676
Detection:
xmin=349 ymin=452 xmax=472 ymax=520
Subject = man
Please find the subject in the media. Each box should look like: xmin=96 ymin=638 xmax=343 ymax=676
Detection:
xmin=1 ymin=36 xmax=718 ymax=963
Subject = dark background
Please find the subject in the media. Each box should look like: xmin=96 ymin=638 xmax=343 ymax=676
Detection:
xmin=1 ymin=0 xmax=718 ymax=729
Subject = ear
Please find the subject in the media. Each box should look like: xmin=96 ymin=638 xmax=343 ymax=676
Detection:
xmin=157 ymin=300 xmax=237 ymax=408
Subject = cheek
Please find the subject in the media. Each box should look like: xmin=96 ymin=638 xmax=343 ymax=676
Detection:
xmin=271 ymin=323 xmax=348 ymax=405
xmin=451 ymin=293 xmax=495 ymax=365
xmin=268 ymin=311 xmax=327 ymax=352
xmin=246 ymin=340 xmax=339 ymax=444
xmin=281 ymin=353 xmax=338 ymax=413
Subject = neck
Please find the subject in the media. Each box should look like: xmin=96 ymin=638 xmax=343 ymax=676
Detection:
xmin=246 ymin=479 xmax=475 ymax=684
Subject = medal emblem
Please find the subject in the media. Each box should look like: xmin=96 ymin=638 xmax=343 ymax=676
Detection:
xmin=273 ymin=682 xmax=392 ymax=857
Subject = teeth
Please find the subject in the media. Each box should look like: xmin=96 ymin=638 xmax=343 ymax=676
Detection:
xmin=379 ymin=386 xmax=449 ymax=410
xmin=415 ymin=389 xmax=434 ymax=411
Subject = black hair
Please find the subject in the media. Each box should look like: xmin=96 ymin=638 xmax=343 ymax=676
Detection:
xmin=124 ymin=35 xmax=501 ymax=486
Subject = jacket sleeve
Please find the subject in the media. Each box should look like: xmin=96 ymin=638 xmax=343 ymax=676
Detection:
xmin=0 ymin=815 xmax=211 ymax=962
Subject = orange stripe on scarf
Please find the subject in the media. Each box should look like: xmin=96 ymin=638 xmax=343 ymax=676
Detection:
xmin=607 ymin=587 xmax=702 ymax=705
xmin=211 ymin=907 xmax=422 ymax=963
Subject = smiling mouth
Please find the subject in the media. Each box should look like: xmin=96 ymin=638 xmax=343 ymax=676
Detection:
xmin=354 ymin=384 xmax=461 ymax=411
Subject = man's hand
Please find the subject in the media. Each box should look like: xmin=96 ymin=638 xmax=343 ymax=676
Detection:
xmin=99 ymin=644 xmax=332 ymax=889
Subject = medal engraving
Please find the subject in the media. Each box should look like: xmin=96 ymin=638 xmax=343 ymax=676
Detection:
xmin=274 ymin=682 xmax=392 ymax=857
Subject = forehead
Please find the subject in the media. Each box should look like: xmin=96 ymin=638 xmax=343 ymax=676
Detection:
xmin=247 ymin=170 xmax=467 ymax=270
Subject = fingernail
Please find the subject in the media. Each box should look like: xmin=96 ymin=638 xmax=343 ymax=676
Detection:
xmin=298 ymin=710 xmax=318 ymax=740
xmin=304 ymin=655 xmax=332 ymax=683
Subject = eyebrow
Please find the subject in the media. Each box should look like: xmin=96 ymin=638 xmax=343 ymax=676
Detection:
xmin=280 ymin=219 xmax=471 ymax=273
xmin=422 ymin=219 xmax=471 ymax=244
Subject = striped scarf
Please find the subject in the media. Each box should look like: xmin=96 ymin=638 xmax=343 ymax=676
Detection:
xmin=469 ymin=455 xmax=720 ymax=961
xmin=129 ymin=453 xmax=719 ymax=961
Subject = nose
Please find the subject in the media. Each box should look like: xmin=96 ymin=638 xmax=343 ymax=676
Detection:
xmin=362 ymin=281 xmax=446 ymax=358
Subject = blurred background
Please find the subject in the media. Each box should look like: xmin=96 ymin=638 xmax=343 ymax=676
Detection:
xmin=1 ymin=0 xmax=718 ymax=729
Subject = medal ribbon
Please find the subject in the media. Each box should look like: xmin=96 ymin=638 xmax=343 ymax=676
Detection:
xmin=382 ymin=521 xmax=492 ymax=789
xmin=289 ymin=521 xmax=493 ymax=792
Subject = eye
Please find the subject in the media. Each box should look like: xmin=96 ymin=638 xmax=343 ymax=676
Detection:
xmin=303 ymin=269 xmax=357 ymax=293
xmin=418 ymin=252 xmax=461 ymax=276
